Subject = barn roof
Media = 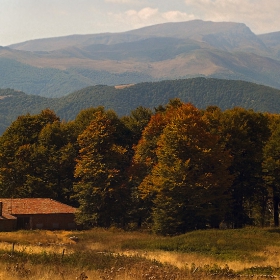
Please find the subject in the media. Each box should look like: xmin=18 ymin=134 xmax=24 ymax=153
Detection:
xmin=0 ymin=198 xmax=76 ymax=215
xmin=0 ymin=213 xmax=17 ymax=220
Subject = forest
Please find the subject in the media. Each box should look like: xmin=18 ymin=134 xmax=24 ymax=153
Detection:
xmin=0 ymin=99 xmax=280 ymax=235
xmin=2 ymin=77 xmax=280 ymax=135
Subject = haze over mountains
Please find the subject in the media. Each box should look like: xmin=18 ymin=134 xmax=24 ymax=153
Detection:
xmin=1 ymin=20 xmax=280 ymax=97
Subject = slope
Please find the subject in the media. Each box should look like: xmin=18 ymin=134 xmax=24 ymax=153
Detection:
xmin=1 ymin=78 xmax=280 ymax=134
xmin=1 ymin=20 xmax=280 ymax=96
xmin=9 ymin=20 xmax=267 ymax=54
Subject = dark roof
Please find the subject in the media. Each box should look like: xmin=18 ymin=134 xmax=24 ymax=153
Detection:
xmin=0 ymin=198 xmax=76 ymax=215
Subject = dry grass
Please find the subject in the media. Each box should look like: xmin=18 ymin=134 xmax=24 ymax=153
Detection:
xmin=1 ymin=228 xmax=280 ymax=279
xmin=132 ymin=249 xmax=280 ymax=271
xmin=0 ymin=262 xmax=99 ymax=280
xmin=0 ymin=230 xmax=74 ymax=245
xmin=0 ymin=261 xmax=276 ymax=280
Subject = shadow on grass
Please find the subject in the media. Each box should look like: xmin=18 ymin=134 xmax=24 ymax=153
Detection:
xmin=267 ymin=228 xmax=280 ymax=234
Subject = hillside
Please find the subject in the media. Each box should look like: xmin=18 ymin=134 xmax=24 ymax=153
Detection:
xmin=0 ymin=57 xmax=154 ymax=97
xmin=1 ymin=20 xmax=280 ymax=97
xmin=258 ymin=31 xmax=280 ymax=59
xmin=1 ymin=77 xmax=280 ymax=134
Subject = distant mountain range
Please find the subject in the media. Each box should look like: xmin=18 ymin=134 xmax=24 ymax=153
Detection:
xmin=1 ymin=77 xmax=280 ymax=134
xmin=1 ymin=20 xmax=280 ymax=97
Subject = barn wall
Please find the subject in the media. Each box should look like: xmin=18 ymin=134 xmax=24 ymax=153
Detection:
xmin=16 ymin=214 xmax=76 ymax=230
xmin=0 ymin=219 xmax=17 ymax=231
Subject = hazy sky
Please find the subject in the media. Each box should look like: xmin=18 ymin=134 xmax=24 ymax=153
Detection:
xmin=1 ymin=0 xmax=280 ymax=46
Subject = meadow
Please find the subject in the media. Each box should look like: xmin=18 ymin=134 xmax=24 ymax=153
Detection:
xmin=0 ymin=227 xmax=280 ymax=279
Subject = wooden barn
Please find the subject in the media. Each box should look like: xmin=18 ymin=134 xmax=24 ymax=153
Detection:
xmin=0 ymin=198 xmax=77 ymax=231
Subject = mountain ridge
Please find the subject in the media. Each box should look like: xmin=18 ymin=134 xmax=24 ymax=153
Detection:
xmin=8 ymin=20 xmax=267 ymax=53
xmin=1 ymin=20 xmax=280 ymax=97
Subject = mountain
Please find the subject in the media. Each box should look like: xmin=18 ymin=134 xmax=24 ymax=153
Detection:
xmin=1 ymin=77 xmax=280 ymax=134
xmin=258 ymin=31 xmax=280 ymax=59
xmin=1 ymin=20 xmax=280 ymax=97
xmin=9 ymin=20 xmax=267 ymax=53
xmin=0 ymin=57 xmax=154 ymax=97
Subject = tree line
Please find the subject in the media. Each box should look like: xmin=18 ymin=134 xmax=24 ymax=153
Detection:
xmin=0 ymin=99 xmax=280 ymax=235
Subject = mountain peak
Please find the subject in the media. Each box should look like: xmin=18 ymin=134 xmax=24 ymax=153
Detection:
xmin=9 ymin=20 xmax=254 ymax=52
xmin=2 ymin=19 xmax=280 ymax=98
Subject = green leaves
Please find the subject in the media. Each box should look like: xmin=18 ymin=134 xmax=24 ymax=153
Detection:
xmin=0 ymin=101 xmax=275 ymax=233
xmin=133 ymin=103 xmax=233 ymax=234
xmin=74 ymin=111 xmax=130 ymax=227
xmin=0 ymin=110 xmax=76 ymax=202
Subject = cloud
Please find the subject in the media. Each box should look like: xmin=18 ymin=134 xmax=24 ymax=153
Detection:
xmin=113 ymin=7 xmax=195 ymax=29
xmin=163 ymin=10 xmax=195 ymax=22
xmin=184 ymin=0 xmax=280 ymax=34
xmin=126 ymin=7 xmax=158 ymax=20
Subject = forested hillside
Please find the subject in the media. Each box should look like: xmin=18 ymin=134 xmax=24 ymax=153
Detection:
xmin=0 ymin=100 xmax=280 ymax=234
xmin=1 ymin=78 xmax=280 ymax=134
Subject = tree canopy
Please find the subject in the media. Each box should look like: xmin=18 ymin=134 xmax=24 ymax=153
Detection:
xmin=0 ymin=101 xmax=279 ymax=234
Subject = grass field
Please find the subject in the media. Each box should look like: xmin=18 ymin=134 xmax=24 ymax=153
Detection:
xmin=0 ymin=227 xmax=280 ymax=279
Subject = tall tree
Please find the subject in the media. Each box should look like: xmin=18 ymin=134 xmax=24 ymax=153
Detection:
xmin=131 ymin=100 xmax=209 ymax=228
xmin=213 ymin=108 xmax=270 ymax=227
xmin=134 ymin=103 xmax=232 ymax=234
xmin=36 ymin=121 xmax=77 ymax=203
xmin=130 ymin=108 xmax=169 ymax=227
xmin=262 ymin=114 xmax=280 ymax=226
xmin=0 ymin=109 xmax=60 ymax=198
xmin=74 ymin=111 xmax=130 ymax=227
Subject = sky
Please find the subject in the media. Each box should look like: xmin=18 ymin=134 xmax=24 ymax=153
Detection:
xmin=1 ymin=0 xmax=280 ymax=46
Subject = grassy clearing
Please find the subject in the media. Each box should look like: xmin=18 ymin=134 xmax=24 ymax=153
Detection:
xmin=0 ymin=227 xmax=280 ymax=279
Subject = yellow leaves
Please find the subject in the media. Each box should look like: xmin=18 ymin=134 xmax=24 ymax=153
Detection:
xmin=111 ymin=144 xmax=127 ymax=155
xmin=133 ymin=101 xmax=233 ymax=227
xmin=107 ymin=168 xmax=120 ymax=179
xmin=202 ymin=148 xmax=212 ymax=153
xmin=138 ymin=174 xmax=159 ymax=199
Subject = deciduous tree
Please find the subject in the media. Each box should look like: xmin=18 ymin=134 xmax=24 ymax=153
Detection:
xmin=74 ymin=111 xmax=130 ymax=227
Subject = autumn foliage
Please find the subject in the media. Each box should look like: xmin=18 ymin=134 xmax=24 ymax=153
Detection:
xmin=0 ymin=101 xmax=279 ymax=234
